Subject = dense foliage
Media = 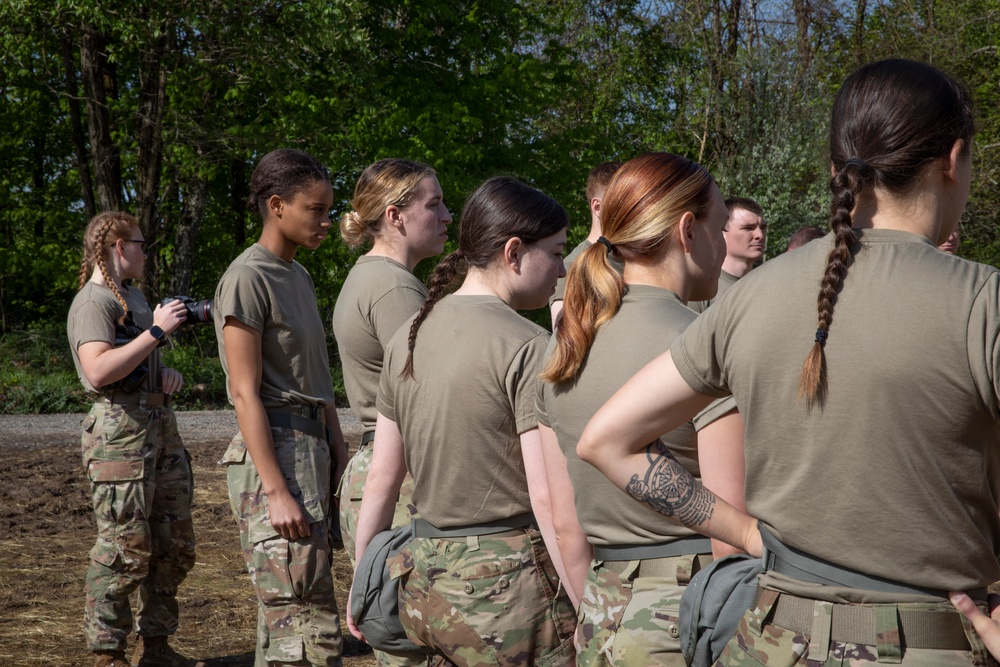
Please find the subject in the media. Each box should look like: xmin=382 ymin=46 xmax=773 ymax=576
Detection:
xmin=1 ymin=1 xmax=998 ymax=411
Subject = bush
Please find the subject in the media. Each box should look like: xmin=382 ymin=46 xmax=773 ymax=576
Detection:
xmin=0 ymin=324 xmax=90 ymax=414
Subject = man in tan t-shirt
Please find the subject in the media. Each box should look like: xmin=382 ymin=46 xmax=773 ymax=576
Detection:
xmin=690 ymin=197 xmax=767 ymax=313
xmin=549 ymin=161 xmax=623 ymax=327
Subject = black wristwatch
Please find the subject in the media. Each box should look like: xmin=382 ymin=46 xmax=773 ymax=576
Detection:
xmin=148 ymin=325 xmax=166 ymax=341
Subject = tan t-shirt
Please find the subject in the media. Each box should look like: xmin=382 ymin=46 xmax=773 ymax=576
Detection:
xmin=537 ymin=285 xmax=700 ymax=546
xmin=673 ymin=228 xmax=1000 ymax=593
xmin=214 ymin=243 xmax=335 ymax=408
xmin=378 ymin=294 xmax=548 ymax=527
xmin=67 ymin=282 xmax=157 ymax=395
xmin=688 ymin=269 xmax=740 ymax=314
xmin=550 ymin=239 xmax=625 ymax=306
xmin=333 ymin=256 xmax=427 ymax=433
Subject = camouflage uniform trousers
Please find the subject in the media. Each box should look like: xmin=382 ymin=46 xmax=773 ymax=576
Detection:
xmin=82 ymin=400 xmax=196 ymax=652
xmin=222 ymin=425 xmax=343 ymax=667
xmin=386 ymin=528 xmax=577 ymax=666
xmin=715 ymin=588 xmax=997 ymax=667
xmin=337 ymin=438 xmax=417 ymax=568
xmin=576 ymin=553 xmax=712 ymax=666
xmin=338 ymin=439 xmax=433 ymax=667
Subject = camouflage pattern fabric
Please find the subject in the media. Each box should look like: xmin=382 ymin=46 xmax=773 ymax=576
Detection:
xmin=576 ymin=554 xmax=708 ymax=666
xmin=222 ymin=426 xmax=343 ymax=667
xmin=716 ymin=591 xmax=996 ymax=667
xmin=386 ymin=529 xmax=576 ymax=666
xmin=82 ymin=401 xmax=196 ymax=652
xmin=337 ymin=441 xmax=417 ymax=568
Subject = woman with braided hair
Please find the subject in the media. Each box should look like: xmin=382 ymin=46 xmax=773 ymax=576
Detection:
xmin=348 ymin=175 xmax=576 ymax=665
xmin=579 ymin=59 xmax=998 ymax=665
xmin=67 ymin=211 xmax=201 ymax=667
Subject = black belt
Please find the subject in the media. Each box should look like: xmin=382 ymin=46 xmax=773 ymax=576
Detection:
xmin=760 ymin=525 xmax=972 ymax=598
xmin=593 ymin=535 xmax=712 ymax=562
xmin=360 ymin=431 xmax=375 ymax=447
xmin=412 ymin=512 xmax=536 ymax=539
xmin=768 ymin=590 xmax=972 ymax=650
xmin=266 ymin=410 xmax=330 ymax=444
xmin=97 ymin=391 xmax=169 ymax=408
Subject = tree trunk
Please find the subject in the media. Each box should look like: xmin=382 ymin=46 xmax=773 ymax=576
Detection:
xmin=793 ymin=0 xmax=813 ymax=85
xmin=854 ymin=0 xmax=867 ymax=64
xmin=172 ymin=175 xmax=208 ymax=298
xmin=230 ymin=158 xmax=248 ymax=246
xmin=61 ymin=34 xmax=96 ymax=218
xmin=80 ymin=25 xmax=122 ymax=211
xmin=135 ymin=30 xmax=169 ymax=295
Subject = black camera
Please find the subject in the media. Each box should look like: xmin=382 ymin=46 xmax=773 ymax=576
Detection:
xmin=161 ymin=296 xmax=213 ymax=325
xmin=113 ymin=312 xmax=151 ymax=393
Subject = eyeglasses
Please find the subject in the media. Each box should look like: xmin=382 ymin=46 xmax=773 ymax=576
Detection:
xmin=123 ymin=239 xmax=148 ymax=251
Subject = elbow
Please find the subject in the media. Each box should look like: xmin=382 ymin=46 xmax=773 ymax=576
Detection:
xmin=576 ymin=429 xmax=599 ymax=466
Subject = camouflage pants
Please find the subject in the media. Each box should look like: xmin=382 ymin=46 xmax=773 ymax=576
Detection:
xmin=337 ymin=439 xmax=417 ymax=568
xmin=82 ymin=401 xmax=196 ymax=652
xmin=576 ymin=554 xmax=711 ymax=666
xmin=388 ymin=529 xmax=576 ymax=666
xmin=223 ymin=426 xmax=343 ymax=667
xmin=716 ymin=589 xmax=996 ymax=667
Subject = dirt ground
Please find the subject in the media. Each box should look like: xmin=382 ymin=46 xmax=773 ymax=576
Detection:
xmin=0 ymin=410 xmax=376 ymax=667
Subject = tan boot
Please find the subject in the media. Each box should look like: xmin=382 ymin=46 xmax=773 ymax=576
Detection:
xmin=93 ymin=651 xmax=131 ymax=667
xmin=131 ymin=636 xmax=206 ymax=667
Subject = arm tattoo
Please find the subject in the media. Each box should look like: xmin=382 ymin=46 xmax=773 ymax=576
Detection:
xmin=625 ymin=439 xmax=716 ymax=527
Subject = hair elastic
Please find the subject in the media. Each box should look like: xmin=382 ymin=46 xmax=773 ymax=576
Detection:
xmin=815 ymin=328 xmax=828 ymax=345
xmin=844 ymin=157 xmax=869 ymax=173
xmin=596 ymin=236 xmax=616 ymax=255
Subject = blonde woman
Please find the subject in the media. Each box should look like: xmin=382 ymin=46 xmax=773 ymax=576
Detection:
xmin=333 ymin=158 xmax=450 ymax=566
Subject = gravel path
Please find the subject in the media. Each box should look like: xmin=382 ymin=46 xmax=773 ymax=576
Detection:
xmin=0 ymin=408 xmax=363 ymax=449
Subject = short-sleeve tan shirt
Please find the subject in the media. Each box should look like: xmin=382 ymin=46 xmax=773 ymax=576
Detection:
xmin=214 ymin=243 xmax=335 ymax=408
xmin=537 ymin=285 xmax=701 ymax=546
xmin=673 ymin=229 xmax=1000 ymax=593
xmin=332 ymin=256 xmax=427 ymax=433
xmin=378 ymin=294 xmax=548 ymax=528
xmin=67 ymin=282 xmax=157 ymax=395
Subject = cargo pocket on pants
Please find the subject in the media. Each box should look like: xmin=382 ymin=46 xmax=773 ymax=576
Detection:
xmin=265 ymin=635 xmax=304 ymax=664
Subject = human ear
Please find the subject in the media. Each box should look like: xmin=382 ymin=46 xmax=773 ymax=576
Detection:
xmin=944 ymin=138 xmax=966 ymax=184
xmin=677 ymin=211 xmax=697 ymax=254
xmin=267 ymin=194 xmax=284 ymax=218
xmin=504 ymin=237 xmax=523 ymax=272
xmin=386 ymin=205 xmax=404 ymax=230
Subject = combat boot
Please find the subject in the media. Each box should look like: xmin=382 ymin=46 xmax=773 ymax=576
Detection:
xmin=93 ymin=650 xmax=131 ymax=667
xmin=131 ymin=635 xmax=206 ymax=667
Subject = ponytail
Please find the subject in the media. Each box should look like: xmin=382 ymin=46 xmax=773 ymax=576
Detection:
xmin=80 ymin=211 xmax=136 ymax=324
xmin=541 ymin=242 xmax=624 ymax=382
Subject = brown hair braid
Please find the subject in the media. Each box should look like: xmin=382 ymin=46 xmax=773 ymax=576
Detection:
xmin=797 ymin=59 xmax=975 ymax=405
xmin=79 ymin=211 xmax=139 ymax=324
xmin=400 ymin=176 xmax=568 ymax=380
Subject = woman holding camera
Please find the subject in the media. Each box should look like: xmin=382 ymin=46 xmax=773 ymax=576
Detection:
xmin=68 ymin=211 xmax=200 ymax=667
xmin=214 ymin=148 xmax=347 ymax=667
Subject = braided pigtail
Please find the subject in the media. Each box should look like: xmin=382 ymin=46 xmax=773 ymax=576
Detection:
xmin=399 ymin=250 xmax=467 ymax=380
xmin=95 ymin=214 xmax=130 ymax=324
xmin=797 ymin=162 xmax=863 ymax=405
xmin=542 ymin=241 xmax=625 ymax=383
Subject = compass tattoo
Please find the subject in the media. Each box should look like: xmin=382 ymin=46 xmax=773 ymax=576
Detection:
xmin=625 ymin=439 xmax=716 ymax=526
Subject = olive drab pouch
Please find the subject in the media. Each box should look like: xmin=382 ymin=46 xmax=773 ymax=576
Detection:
xmin=350 ymin=523 xmax=426 ymax=654
xmin=680 ymin=553 xmax=764 ymax=667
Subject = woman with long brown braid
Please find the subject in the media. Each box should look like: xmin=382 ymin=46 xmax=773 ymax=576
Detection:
xmin=579 ymin=59 xmax=999 ymax=665
xmin=67 ymin=211 xmax=201 ymax=667
xmin=347 ymin=176 xmax=576 ymax=665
